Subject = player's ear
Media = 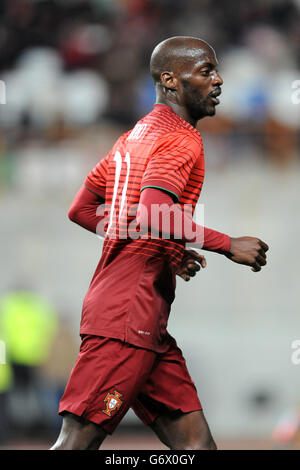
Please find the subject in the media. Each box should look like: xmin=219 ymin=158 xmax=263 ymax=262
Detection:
xmin=160 ymin=71 xmax=178 ymax=91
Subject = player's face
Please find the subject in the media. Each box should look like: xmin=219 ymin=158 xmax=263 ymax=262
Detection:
xmin=179 ymin=50 xmax=223 ymax=120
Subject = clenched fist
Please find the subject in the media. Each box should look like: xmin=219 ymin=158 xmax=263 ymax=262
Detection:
xmin=225 ymin=236 xmax=269 ymax=272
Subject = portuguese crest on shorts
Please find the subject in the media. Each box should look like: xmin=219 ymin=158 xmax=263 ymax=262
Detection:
xmin=102 ymin=390 xmax=123 ymax=416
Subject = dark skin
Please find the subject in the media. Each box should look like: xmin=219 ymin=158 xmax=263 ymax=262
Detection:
xmin=51 ymin=36 xmax=268 ymax=451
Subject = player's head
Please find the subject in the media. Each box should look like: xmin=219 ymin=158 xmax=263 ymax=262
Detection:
xmin=150 ymin=36 xmax=223 ymax=121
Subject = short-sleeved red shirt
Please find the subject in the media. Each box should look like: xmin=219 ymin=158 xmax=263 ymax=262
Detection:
xmin=81 ymin=104 xmax=205 ymax=352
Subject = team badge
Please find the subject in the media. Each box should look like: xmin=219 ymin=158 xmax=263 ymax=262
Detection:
xmin=102 ymin=390 xmax=123 ymax=416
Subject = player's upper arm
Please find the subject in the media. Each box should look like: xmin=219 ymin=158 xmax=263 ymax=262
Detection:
xmin=140 ymin=131 xmax=202 ymax=202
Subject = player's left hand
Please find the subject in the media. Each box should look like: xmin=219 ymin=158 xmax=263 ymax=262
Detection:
xmin=177 ymin=249 xmax=207 ymax=281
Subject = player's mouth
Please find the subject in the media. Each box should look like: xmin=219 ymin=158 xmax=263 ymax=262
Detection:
xmin=209 ymin=88 xmax=221 ymax=105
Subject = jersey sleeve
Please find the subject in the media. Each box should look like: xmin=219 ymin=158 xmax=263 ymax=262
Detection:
xmin=84 ymin=153 xmax=110 ymax=198
xmin=140 ymin=131 xmax=201 ymax=201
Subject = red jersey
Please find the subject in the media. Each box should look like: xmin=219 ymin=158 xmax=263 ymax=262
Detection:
xmin=80 ymin=104 xmax=205 ymax=352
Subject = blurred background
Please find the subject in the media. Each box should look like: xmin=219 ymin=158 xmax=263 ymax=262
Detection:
xmin=0 ymin=0 xmax=299 ymax=450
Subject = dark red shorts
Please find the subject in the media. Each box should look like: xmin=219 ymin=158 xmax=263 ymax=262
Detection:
xmin=58 ymin=335 xmax=202 ymax=434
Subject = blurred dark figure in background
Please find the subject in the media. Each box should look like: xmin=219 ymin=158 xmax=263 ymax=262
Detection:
xmin=0 ymin=289 xmax=58 ymax=443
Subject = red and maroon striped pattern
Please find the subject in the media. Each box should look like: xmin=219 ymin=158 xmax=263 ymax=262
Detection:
xmin=85 ymin=104 xmax=205 ymax=269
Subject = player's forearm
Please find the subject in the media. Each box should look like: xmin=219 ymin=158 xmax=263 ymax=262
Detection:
xmin=138 ymin=188 xmax=230 ymax=253
xmin=68 ymin=185 xmax=105 ymax=235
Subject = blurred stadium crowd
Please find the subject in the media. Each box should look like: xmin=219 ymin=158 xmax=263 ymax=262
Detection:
xmin=0 ymin=0 xmax=299 ymax=161
xmin=0 ymin=0 xmax=299 ymax=448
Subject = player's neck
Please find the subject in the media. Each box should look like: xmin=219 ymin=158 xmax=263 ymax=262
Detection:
xmin=155 ymin=96 xmax=197 ymax=128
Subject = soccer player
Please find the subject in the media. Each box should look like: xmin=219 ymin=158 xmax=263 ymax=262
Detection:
xmin=51 ymin=36 xmax=268 ymax=450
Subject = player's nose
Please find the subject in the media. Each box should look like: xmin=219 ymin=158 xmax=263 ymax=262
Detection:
xmin=213 ymin=71 xmax=223 ymax=86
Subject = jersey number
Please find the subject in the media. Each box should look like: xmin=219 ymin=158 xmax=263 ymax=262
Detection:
xmin=107 ymin=150 xmax=131 ymax=234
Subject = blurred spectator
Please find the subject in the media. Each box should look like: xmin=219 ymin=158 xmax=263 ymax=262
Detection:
xmin=0 ymin=289 xmax=58 ymax=441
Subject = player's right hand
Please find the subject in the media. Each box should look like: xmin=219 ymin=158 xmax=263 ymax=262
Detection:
xmin=177 ymin=249 xmax=207 ymax=281
xmin=225 ymin=236 xmax=269 ymax=272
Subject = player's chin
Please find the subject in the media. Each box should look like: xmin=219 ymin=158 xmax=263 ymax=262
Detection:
xmin=206 ymin=105 xmax=217 ymax=116
xmin=193 ymin=107 xmax=215 ymax=120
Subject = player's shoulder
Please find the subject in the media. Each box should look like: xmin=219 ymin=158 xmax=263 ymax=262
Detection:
xmin=152 ymin=125 xmax=203 ymax=159
xmin=160 ymin=127 xmax=202 ymax=146
xmin=149 ymin=104 xmax=203 ymax=148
